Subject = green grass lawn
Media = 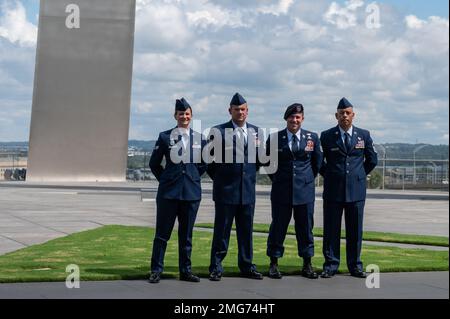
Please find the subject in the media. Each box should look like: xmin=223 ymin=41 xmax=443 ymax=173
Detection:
xmin=0 ymin=225 xmax=447 ymax=283
xmin=196 ymin=223 xmax=449 ymax=247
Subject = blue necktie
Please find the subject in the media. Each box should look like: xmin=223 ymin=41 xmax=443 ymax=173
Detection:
xmin=178 ymin=134 xmax=186 ymax=156
xmin=238 ymin=127 xmax=247 ymax=147
xmin=344 ymin=132 xmax=351 ymax=152
xmin=292 ymin=135 xmax=299 ymax=153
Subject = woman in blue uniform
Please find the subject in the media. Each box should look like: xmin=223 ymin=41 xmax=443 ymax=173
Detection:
xmin=148 ymin=98 xmax=207 ymax=283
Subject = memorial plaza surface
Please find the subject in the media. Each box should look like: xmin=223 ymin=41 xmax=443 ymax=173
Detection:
xmin=0 ymin=181 xmax=448 ymax=299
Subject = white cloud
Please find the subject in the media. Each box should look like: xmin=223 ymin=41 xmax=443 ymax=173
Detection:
xmin=235 ymin=55 xmax=261 ymax=72
xmin=347 ymin=0 xmax=364 ymax=10
xmin=369 ymin=38 xmax=412 ymax=84
xmin=0 ymin=99 xmax=31 ymax=141
xmin=293 ymin=18 xmax=327 ymax=41
xmin=405 ymin=15 xmax=426 ymax=29
xmin=0 ymin=0 xmax=37 ymax=47
xmin=134 ymin=52 xmax=199 ymax=80
xmin=193 ymin=95 xmax=215 ymax=113
xmin=133 ymin=101 xmax=154 ymax=114
xmin=0 ymin=67 xmax=20 ymax=86
xmin=257 ymin=0 xmax=294 ymax=16
xmin=406 ymin=16 xmax=449 ymax=57
xmin=134 ymin=1 xmax=191 ymax=52
xmin=193 ymin=40 xmax=211 ymax=59
xmin=186 ymin=7 xmax=248 ymax=29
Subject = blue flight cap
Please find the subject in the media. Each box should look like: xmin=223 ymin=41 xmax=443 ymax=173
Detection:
xmin=175 ymin=98 xmax=191 ymax=112
xmin=284 ymin=103 xmax=304 ymax=120
xmin=337 ymin=97 xmax=353 ymax=109
xmin=230 ymin=93 xmax=247 ymax=106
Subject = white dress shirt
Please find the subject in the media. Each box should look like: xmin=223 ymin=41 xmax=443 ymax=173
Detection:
xmin=339 ymin=125 xmax=353 ymax=144
xmin=232 ymin=121 xmax=248 ymax=144
xmin=177 ymin=127 xmax=190 ymax=149
xmin=286 ymin=128 xmax=302 ymax=151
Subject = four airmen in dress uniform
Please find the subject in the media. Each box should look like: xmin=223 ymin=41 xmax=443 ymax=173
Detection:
xmin=148 ymin=95 xmax=377 ymax=282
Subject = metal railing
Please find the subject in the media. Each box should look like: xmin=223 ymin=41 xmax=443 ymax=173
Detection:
xmin=372 ymin=158 xmax=449 ymax=191
xmin=0 ymin=151 xmax=28 ymax=181
xmin=2 ymin=150 xmax=448 ymax=191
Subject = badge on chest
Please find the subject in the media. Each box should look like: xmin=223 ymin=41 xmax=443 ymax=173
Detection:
xmin=355 ymin=137 xmax=365 ymax=149
xmin=305 ymin=140 xmax=315 ymax=152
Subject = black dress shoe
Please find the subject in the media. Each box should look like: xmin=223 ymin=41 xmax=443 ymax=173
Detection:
xmin=180 ymin=272 xmax=201 ymax=282
xmin=320 ymin=270 xmax=336 ymax=279
xmin=148 ymin=272 xmax=161 ymax=284
xmin=301 ymin=263 xmax=319 ymax=279
xmin=350 ymin=270 xmax=367 ymax=278
xmin=209 ymin=271 xmax=222 ymax=281
xmin=240 ymin=269 xmax=264 ymax=280
xmin=268 ymin=263 xmax=282 ymax=279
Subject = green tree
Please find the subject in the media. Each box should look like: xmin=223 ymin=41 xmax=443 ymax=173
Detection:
xmin=257 ymin=173 xmax=272 ymax=185
xmin=368 ymin=170 xmax=382 ymax=189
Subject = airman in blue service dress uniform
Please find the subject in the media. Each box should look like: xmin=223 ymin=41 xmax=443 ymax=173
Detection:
xmin=320 ymin=98 xmax=378 ymax=279
xmin=148 ymin=98 xmax=207 ymax=284
xmin=207 ymin=93 xmax=264 ymax=281
xmin=265 ymin=104 xmax=323 ymax=279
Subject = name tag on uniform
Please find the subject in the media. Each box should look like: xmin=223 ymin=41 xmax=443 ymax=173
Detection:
xmin=355 ymin=139 xmax=365 ymax=149
xmin=331 ymin=147 xmax=340 ymax=152
xmin=305 ymin=140 xmax=314 ymax=152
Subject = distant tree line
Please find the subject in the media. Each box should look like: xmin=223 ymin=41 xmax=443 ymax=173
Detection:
xmin=379 ymin=143 xmax=449 ymax=159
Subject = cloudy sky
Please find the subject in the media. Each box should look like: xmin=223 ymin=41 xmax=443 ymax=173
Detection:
xmin=0 ymin=0 xmax=449 ymax=144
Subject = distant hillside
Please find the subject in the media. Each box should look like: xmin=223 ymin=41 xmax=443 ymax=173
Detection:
xmin=0 ymin=141 xmax=157 ymax=151
xmin=375 ymin=144 xmax=449 ymax=160
xmin=1 ymin=141 xmax=448 ymax=160
xmin=0 ymin=142 xmax=28 ymax=148
xmin=0 ymin=142 xmax=28 ymax=153
xmin=128 ymin=140 xmax=156 ymax=152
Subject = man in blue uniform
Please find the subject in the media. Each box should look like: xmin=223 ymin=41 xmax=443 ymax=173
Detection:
xmin=266 ymin=104 xmax=322 ymax=279
xmin=148 ymin=98 xmax=207 ymax=284
xmin=208 ymin=93 xmax=264 ymax=281
xmin=320 ymin=97 xmax=378 ymax=278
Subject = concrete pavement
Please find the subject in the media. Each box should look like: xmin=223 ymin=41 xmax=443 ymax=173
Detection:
xmin=0 ymin=181 xmax=448 ymax=255
xmin=0 ymin=272 xmax=447 ymax=299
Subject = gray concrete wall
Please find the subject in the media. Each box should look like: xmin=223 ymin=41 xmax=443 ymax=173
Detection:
xmin=27 ymin=0 xmax=136 ymax=182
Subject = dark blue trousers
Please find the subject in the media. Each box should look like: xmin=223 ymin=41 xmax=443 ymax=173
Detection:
xmin=322 ymin=200 xmax=365 ymax=273
xmin=151 ymin=198 xmax=200 ymax=274
xmin=209 ymin=204 xmax=256 ymax=273
xmin=267 ymin=202 xmax=315 ymax=258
